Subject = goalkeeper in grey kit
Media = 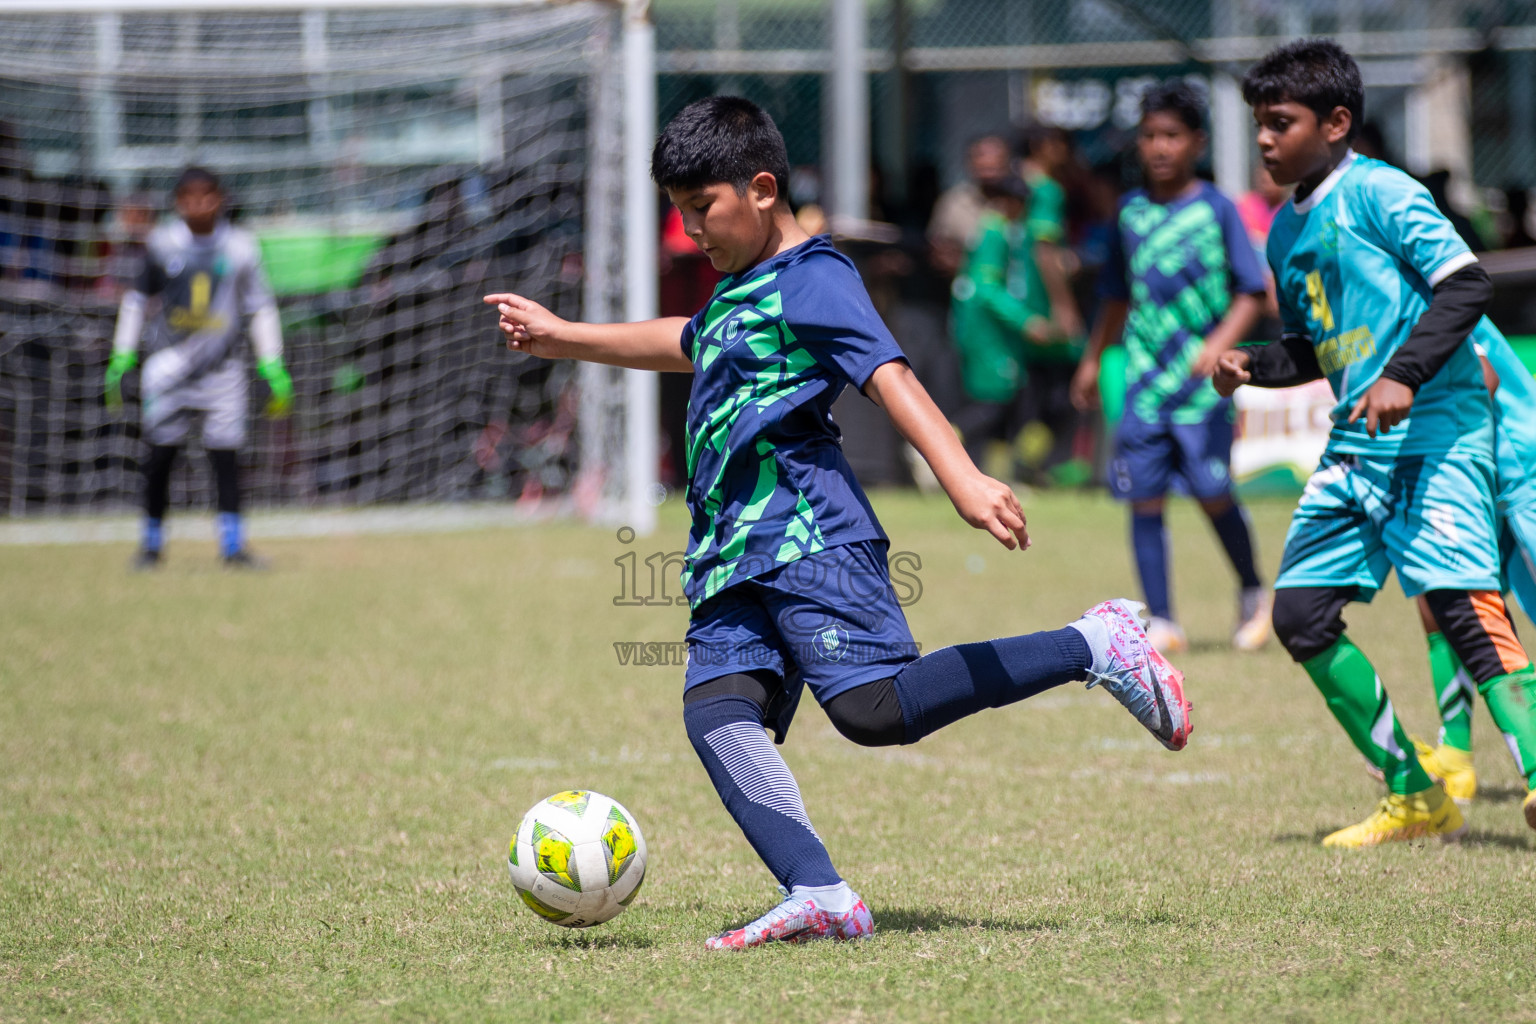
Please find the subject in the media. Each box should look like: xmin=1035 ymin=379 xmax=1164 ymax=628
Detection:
xmin=105 ymin=167 xmax=293 ymax=567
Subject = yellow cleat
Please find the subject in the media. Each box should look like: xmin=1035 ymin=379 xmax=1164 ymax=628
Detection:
xmin=1322 ymin=786 xmax=1467 ymax=848
xmin=1409 ymin=736 xmax=1476 ymax=805
xmin=1524 ymin=788 xmax=1535 ymax=832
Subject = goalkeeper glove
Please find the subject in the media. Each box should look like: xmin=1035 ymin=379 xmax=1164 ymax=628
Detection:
xmin=257 ymin=356 xmax=294 ymax=418
xmin=104 ymin=350 xmax=137 ymax=409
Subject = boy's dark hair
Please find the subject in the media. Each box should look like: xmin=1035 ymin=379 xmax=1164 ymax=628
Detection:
xmin=1241 ymin=38 xmax=1363 ymax=138
xmin=651 ymin=96 xmax=791 ymax=202
xmin=1140 ymin=80 xmax=1206 ymax=132
xmin=174 ymin=166 xmax=221 ymax=194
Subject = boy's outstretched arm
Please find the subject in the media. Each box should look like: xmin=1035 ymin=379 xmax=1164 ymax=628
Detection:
xmin=484 ymin=293 xmax=694 ymax=372
xmin=863 ymin=360 xmax=1029 ymax=551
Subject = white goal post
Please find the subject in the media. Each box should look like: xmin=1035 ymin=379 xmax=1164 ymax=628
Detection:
xmin=0 ymin=0 xmax=659 ymax=535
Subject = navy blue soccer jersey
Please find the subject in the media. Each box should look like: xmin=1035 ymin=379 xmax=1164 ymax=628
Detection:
xmin=1099 ymin=181 xmax=1267 ymax=424
xmin=679 ymin=235 xmax=907 ymax=608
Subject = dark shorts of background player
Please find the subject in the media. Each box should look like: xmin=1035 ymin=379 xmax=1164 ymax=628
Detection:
xmin=1109 ymin=404 xmax=1235 ymax=503
xmin=683 ymin=539 xmax=919 ymax=742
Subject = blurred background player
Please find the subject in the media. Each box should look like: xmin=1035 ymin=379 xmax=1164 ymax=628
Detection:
xmin=1399 ymin=321 xmax=1536 ymax=805
xmin=1070 ymin=81 xmax=1269 ymax=654
xmin=948 ymin=175 xmax=1063 ymax=474
xmin=105 ymin=167 xmax=293 ymax=568
xmin=1221 ymin=39 xmax=1536 ymax=843
xmin=1015 ymin=125 xmax=1087 ymax=486
xmin=926 ymin=133 xmax=1013 ymax=279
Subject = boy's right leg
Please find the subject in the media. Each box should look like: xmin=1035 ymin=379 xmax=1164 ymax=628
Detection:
xmin=136 ymin=443 xmax=179 ymax=568
xmin=682 ymin=673 xmax=872 ymax=949
xmin=1111 ymin=414 xmax=1181 ymax=651
xmin=1271 ymin=586 xmax=1464 ymax=845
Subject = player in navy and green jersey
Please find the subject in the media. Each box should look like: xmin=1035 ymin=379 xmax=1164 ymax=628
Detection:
xmin=1400 ymin=321 xmax=1536 ymax=804
xmin=487 ymin=96 xmax=1193 ymax=950
xmin=1071 ymin=82 xmax=1269 ymax=656
xmin=1217 ymin=38 xmax=1536 ymax=843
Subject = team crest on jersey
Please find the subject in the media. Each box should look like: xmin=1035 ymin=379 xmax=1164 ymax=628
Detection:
xmin=812 ymin=624 xmax=850 ymax=661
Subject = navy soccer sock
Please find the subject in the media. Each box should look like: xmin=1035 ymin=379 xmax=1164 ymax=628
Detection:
xmin=1208 ymin=501 xmax=1262 ymax=589
xmin=683 ymin=692 xmax=840 ymax=889
xmin=1131 ymin=511 xmax=1172 ymax=620
xmin=890 ymin=628 xmax=1090 ymax=742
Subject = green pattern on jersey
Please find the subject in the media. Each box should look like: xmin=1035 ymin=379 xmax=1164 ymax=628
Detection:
xmin=1122 ymin=198 xmax=1232 ymax=424
xmin=683 ymin=269 xmax=829 ymax=604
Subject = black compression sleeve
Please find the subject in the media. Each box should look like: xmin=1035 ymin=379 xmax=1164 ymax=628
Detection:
xmin=1240 ymin=333 xmax=1325 ymax=388
xmin=1378 ymin=264 xmax=1493 ymax=392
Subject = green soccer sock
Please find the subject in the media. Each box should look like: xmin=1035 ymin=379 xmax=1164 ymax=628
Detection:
xmin=1427 ymin=631 xmax=1475 ymax=753
xmin=1478 ymin=668 xmax=1536 ymax=789
xmin=1302 ymin=636 xmax=1433 ymax=795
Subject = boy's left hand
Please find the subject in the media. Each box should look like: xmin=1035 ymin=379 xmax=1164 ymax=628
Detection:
xmin=950 ymin=472 xmax=1030 ymax=551
xmin=1348 ymin=378 xmax=1414 ymax=437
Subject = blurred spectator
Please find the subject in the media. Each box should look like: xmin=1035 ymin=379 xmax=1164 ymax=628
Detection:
xmin=1505 ymin=187 xmax=1536 ymax=249
xmin=1017 ymin=124 xmax=1084 ymax=342
xmin=1237 ymin=164 xmax=1291 ymax=329
xmin=1421 ymin=168 xmax=1485 ymax=250
xmin=948 ymin=175 xmax=1043 ymax=473
xmin=1352 ymin=121 xmax=1393 ymax=165
xmin=926 ymin=134 xmax=1011 ymax=278
xmin=1236 ymin=164 xmax=1290 ymax=250
xmin=1016 ymin=124 xmax=1086 ymax=484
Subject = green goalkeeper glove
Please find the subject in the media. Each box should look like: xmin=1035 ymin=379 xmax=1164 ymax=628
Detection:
xmin=257 ymin=356 xmax=294 ymax=418
xmin=104 ymin=350 xmax=137 ymax=409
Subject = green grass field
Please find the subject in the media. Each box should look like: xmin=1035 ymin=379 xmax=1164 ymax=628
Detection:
xmin=5 ymin=491 xmax=1536 ymax=1023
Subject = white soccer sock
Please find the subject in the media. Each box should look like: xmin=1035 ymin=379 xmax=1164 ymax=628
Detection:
xmin=1067 ymin=614 xmax=1112 ymax=676
xmin=790 ymin=881 xmax=857 ymax=914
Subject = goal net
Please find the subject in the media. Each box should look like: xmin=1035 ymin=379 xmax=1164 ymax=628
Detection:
xmin=0 ymin=1 xmax=634 ymax=521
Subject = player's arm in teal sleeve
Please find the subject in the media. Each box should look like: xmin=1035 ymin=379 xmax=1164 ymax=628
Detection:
xmin=1377 ymin=265 xmax=1493 ymax=392
xmin=485 ymin=293 xmax=693 ymax=372
xmin=105 ymin=290 xmax=146 ymax=408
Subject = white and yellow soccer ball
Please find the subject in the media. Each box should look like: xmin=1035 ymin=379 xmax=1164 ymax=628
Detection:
xmin=507 ymin=790 xmax=647 ymax=928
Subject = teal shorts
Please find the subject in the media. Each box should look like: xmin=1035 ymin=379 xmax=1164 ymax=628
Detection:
xmin=1275 ymin=450 xmax=1502 ymax=599
xmin=1500 ymin=502 xmax=1536 ymax=621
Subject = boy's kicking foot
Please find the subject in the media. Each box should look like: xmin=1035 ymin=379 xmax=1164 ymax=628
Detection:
xmin=706 ymin=887 xmax=873 ymax=950
xmin=1076 ymin=599 xmax=1193 ymax=751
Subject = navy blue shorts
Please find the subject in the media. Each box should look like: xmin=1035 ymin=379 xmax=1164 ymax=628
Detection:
xmin=1109 ymin=405 xmax=1235 ymax=503
xmin=684 ymin=540 xmax=920 ymax=715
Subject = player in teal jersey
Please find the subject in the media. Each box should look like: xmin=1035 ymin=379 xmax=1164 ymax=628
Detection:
xmin=1072 ymin=81 xmax=1270 ymax=655
xmin=1400 ymin=322 xmax=1536 ymax=804
xmin=1217 ymin=38 xmax=1536 ymax=842
xmin=487 ymin=97 xmax=1192 ymax=948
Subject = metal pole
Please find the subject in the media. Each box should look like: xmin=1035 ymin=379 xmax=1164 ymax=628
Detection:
xmin=622 ymin=0 xmax=658 ymax=535
xmin=829 ymin=0 xmax=868 ymax=223
xmin=1211 ymin=69 xmax=1248 ymax=198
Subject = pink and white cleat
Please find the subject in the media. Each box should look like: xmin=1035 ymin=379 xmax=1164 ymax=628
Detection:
xmin=704 ymin=889 xmax=873 ymax=950
xmin=1074 ymin=599 xmax=1192 ymax=751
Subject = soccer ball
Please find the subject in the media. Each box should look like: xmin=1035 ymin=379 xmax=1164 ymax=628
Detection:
xmin=507 ymin=790 xmax=647 ymax=928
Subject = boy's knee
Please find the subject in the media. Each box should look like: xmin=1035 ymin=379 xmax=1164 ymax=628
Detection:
xmin=1422 ymin=589 xmax=1532 ymax=685
xmin=1198 ymin=494 xmax=1234 ymax=517
xmin=1131 ymin=498 xmax=1165 ymax=517
xmin=682 ymin=671 xmax=775 ymax=746
xmin=1272 ymin=586 xmax=1353 ymax=663
xmin=823 ymin=678 xmax=907 ymax=747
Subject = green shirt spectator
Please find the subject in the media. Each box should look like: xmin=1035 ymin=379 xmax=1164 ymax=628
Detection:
xmin=949 ymin=207 xmax=1052 ymax=403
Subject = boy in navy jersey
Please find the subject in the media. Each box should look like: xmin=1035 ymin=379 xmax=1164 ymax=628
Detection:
xmin=486 ymin=97 xmax=1192 ymax=948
